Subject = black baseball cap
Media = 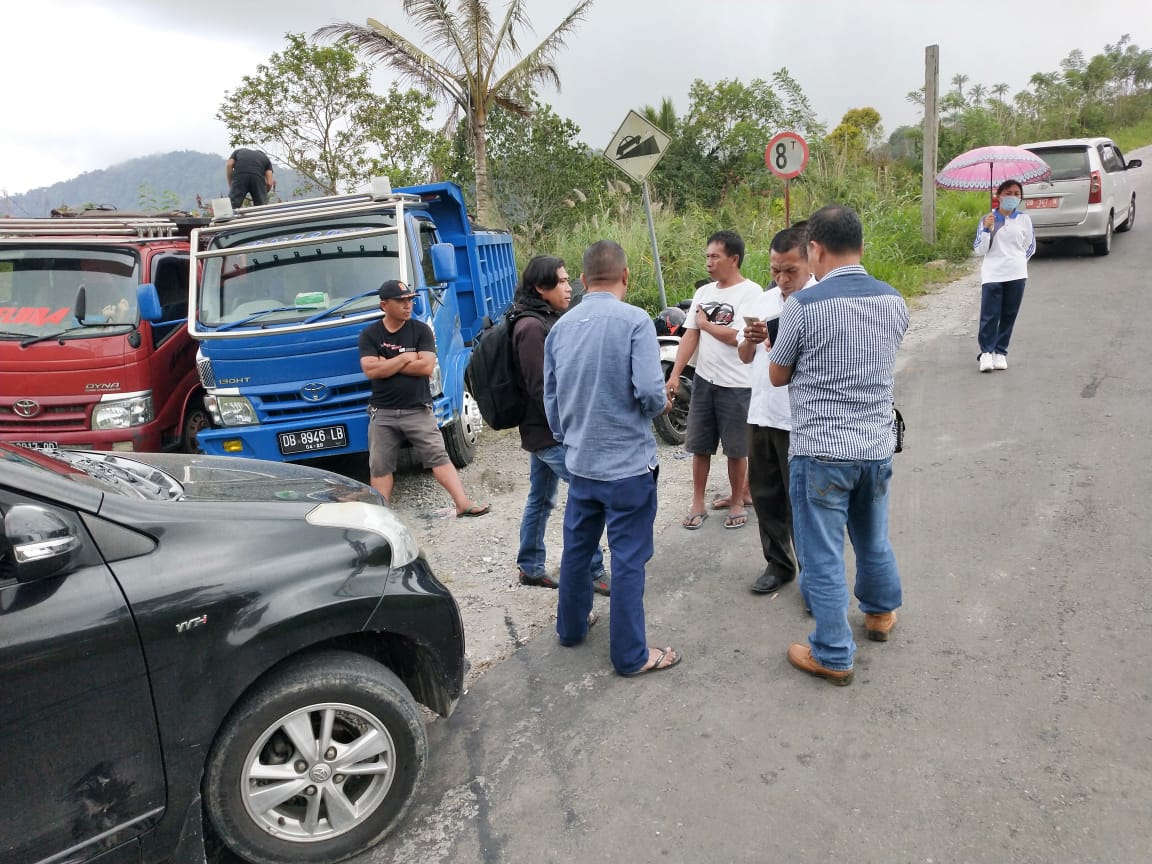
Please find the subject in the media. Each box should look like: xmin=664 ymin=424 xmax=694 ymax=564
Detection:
xmin=378 ymin=279 xmax=416 ymax=300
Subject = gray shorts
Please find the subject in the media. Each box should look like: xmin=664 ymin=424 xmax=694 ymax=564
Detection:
xmin=685 ymin=377 xmax=751 ymax=458
xmin=368 ymin=406 xmax=450 ymax=477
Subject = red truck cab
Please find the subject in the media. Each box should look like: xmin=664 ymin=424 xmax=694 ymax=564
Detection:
xmin=0 ymin=214 xmax=207 ymax=453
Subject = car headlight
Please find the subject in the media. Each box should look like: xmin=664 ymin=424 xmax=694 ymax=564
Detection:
xmin=208 ymin=395 xmax=258 ymax=427
xmin=92 ymin=393 xmax=154 ymax=430
xmin=306 ymin=502 xmax=419 ymax=567
xmin=429 ymin=362 xmax=444 ymax=397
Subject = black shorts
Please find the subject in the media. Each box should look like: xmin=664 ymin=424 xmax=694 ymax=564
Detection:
xmin=684 ymin=376 xmax=751 ymax=458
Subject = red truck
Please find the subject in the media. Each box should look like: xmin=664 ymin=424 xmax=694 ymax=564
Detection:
xmin=0 ymin=213 xmax=207 ymax=453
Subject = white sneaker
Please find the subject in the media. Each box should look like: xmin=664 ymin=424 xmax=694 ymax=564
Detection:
xmin=993 ymin=354 xmax=1008 ymax=370
xmin=979 ymin=353 xmax=995 ymax=372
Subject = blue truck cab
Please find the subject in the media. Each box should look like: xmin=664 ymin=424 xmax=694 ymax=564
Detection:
xmin=188 ymin=181 xmax=516 ymax=466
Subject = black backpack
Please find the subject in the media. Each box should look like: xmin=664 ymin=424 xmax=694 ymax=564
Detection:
xmin=466 ymin=310 xmax=545 ymax=430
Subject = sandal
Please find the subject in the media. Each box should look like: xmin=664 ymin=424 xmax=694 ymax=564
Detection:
xmin=724 ymin=511 xmax=747 ymax=529
xmin=457 ymin=503 xmax=490 ymax=518
xmin=682 ymin=511 xmax=708 ymax=530
xmin=710 ymin=496 xmax=754 ymax=510
xmin=620 ymin=646 xmax=683 ymax=677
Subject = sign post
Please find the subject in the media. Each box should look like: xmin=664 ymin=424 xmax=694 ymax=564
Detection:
xmin=603 ymin=111 xmax=672 ymax=309
xmin=765 ymin=131 xmax=810 ymax=226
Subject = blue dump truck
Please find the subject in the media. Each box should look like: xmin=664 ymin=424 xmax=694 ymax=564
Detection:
xmin=187 ymin=181 xmax=516 ymax=466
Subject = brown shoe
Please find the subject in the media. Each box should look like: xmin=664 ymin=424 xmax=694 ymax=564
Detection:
xmin=864 ymin=611 xmax=897 ymax=642
xmin=787 ymin=643 xmax=853 ymax=686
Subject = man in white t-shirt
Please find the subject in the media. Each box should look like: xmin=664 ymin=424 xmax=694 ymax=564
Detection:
xmin=668 ymin=230 xmax=764 ymax=530
xmin=738 ymin=224 xmax=815 ymax=593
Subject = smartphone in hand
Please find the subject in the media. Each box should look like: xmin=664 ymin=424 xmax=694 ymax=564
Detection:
xmin=743 ymin=316 xmax=762 ymax=326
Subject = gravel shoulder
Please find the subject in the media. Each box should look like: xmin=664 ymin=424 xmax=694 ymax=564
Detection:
xmin=385 ymin=265 xmax=981 ymax=690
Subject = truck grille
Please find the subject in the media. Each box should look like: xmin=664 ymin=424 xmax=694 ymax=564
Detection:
xmin=0 ymin=401 xmax=89 ymax=432
xmin=254 ymin=380 xmax=373 ymax=421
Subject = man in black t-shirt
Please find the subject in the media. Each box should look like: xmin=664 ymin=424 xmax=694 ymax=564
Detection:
xmin=358 ymin=280 xmax=489 ymax=516
xmin=225 ymin=147 xmax=275 ymax=208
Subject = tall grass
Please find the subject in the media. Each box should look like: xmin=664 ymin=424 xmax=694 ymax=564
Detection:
xmin=519 ymin=183 xmax=988 ymax=313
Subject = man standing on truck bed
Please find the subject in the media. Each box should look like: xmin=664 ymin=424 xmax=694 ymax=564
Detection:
xmin=225 ymin=147 xmax=275 ymax=208
xmin=359 ymin=279 xmax=490 ymax=517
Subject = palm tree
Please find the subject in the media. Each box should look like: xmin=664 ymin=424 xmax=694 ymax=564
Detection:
xmin=642 ymin=98 xmax=678 ymax=134
xmin=951 ymin=72 xmax=970 ymax=100
xmin=317 ymin=0 xmax=592 ymax=226
xmin=969 ymin=83 xmax=987 ymax=107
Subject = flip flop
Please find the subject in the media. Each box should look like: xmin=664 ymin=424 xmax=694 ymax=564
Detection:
xmin=710 ymin=496 xmax=754 ymax=510
xmin=457 ymin=503 xmax=490 ymax=518
xmin=682 ymin=512 xmax=708 ymax=530
xmin=557 ymin=610 xmax=599 ymax=647
xmin=724 ymin=512 xmax=748 ymax=529
xmin=619 ymin=647 xmax=683 ymax=677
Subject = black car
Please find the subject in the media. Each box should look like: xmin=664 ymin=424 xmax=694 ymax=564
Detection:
xmin=0 ymin=443 xmax=465 ymax=864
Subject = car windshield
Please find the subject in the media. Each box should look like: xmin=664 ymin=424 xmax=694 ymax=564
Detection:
xmin=0 ymin=247 xmax=139 ymax=338
xmin=0 ymin=444 xmax=182 ymax=500
xmin=197 ymin=216 xmax=406 ymax=329
xmin=1027 ymin=146 xmax=1090 ymax=182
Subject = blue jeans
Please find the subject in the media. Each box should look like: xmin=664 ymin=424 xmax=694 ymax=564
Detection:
xmin=978 ymin=278 xmax=1026 ymax=355
xmin=790 ymin=455 xmax=902 ymax=671
xmin=517 ymin=445 xmax=605 ymax=579
xmin=556 ymin=469 xmax=657 ymax=674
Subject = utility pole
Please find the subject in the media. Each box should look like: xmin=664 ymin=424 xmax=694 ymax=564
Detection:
xmin=922 ymin=44 xmax=940 ymax=244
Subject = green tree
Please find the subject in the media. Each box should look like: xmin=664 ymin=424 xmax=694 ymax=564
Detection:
xmin=218 ymin=33 xmax=442 ymax=194
xmin=317 ymin=0 xmax=592 ymax=226
xmin=137 ymin=183 xmax=182 ymax=213
xmin=483 ymin=97 xmax=612 ymax=242
xmin=828 ymin=106 xmax=884 ymax=156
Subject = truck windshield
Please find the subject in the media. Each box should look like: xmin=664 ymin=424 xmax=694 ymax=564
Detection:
xmin=197 ymin=217 xmax=406 ymax=329
xmin=0 ymin=248 xmax=139 ymax=338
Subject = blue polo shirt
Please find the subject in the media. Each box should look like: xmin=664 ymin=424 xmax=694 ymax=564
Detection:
xmin=769 ymin=265 xmax=908 ymax=461
xmin=543 ymin=292 xmax=667 ymax=480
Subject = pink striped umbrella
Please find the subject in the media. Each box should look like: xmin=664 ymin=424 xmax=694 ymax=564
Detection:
xmin=936 ymin=145 xmax=1051 ymax=207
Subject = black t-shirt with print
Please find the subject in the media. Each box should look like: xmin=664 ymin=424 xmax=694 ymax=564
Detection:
xmin=358 ymin=319 xmax=436 ymax=409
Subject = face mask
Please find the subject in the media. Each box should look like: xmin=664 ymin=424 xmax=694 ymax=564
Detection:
xmin=1000 ymin=195 xmax=1021 ymax=212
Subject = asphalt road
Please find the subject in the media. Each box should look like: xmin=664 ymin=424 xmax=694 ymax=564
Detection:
xmin=359 ymin=148 xmax=1152 ymax=864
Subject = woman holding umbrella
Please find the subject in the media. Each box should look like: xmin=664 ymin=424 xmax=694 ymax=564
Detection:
xmin=973 ymin=178 xmax=1036 ymax=372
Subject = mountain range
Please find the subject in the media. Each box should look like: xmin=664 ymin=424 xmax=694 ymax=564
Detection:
xmin=1 ymin=151 xmax=309 ymax=218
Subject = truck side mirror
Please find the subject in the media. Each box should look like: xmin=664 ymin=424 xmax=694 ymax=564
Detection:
xmin=430 ymin=243 xmax=458 ymax=283
xmin=137 ymin=283 xmax=162 ymax=322
xmin=4 ymin=504 xmax=82 ymax=583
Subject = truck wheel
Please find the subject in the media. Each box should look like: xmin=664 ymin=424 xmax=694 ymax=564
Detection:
xmin=203 ymin=651 xmax=427 ymax=864
xmin=652 ymin=362 xmax=692 ymax=446
xmin=181 ymin=399 xmax=210 ymax=454
xmin=443 ymin=387 xmax=481 ymax=468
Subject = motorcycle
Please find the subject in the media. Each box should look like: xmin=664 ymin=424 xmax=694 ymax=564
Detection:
xmin=652 ymin=300 xmax=696 ymax=445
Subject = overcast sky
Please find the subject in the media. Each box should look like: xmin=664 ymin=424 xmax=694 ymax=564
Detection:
xmin=3 ymin=0 xmax=1150 ymax=194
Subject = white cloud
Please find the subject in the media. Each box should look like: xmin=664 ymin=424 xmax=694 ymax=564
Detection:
xmin=2 ymin=0 xmax=1150 ymax=194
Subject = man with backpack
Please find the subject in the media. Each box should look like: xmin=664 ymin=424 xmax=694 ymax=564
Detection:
xmin=510 ymin=256 xmax=610 ymax=595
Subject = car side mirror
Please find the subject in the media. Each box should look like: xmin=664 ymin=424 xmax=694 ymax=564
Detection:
xmin=430 ymin=243 xmax=458 ymax=283
xmin=1127 ymin=159 xmax=1142 ymax=169
xmin=4 ymin=504 xmax=82 ymax=582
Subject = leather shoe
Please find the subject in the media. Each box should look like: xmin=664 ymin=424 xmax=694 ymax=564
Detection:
xmin=787 ymin=643 xmax=854 ymax=685
xmin=864 ymin=611 xmax=897 ymax=642
xmin=750 ymin=567 xmax=795 ymax=594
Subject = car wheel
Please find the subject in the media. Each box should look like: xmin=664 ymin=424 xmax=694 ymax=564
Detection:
xmin=1092 ymin=215 xmax=1113 ymax=256
xmin=652 ymin=362 xmax=691 ymax=445
xmin=203 ymin=651 xmax=427 ymax=864
xmin=443 ymin=387 xmax=480 ymax=468
xmin=181 ymin=399 xmax=210 ymax=454
xmin=1116 ymin=195 xmax=1135 ymax=233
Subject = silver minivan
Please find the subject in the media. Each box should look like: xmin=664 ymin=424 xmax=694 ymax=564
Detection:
xmin=1018 ymin=137 xmax=1142 ymax=256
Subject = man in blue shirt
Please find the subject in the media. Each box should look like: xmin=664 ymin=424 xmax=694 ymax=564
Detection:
xmin=769 ymin=205 xmax=909 ymax=685
xmin=544 ymin=240 xmax=683 ymax=676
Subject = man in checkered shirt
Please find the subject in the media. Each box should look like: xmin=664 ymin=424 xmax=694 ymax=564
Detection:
xmin=768 ymin=204 xmax=909 ymax=686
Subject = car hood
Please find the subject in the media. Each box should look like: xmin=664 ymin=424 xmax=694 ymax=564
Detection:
xmin=74 ymin=451 xmax=384 ymax=504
